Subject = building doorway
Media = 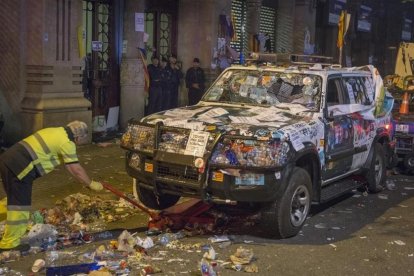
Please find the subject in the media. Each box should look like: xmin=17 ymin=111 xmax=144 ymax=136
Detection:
xmin=82 ymin=0 xmax=119 ymax=138
xmin=144 ymin=1 xmax=178 ymax=62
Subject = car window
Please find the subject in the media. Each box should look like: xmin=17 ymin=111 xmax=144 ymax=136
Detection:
xmin=326 ymin=78 xmax=348 ymax=106
xmin=343 ymin=77 xmax=370 ymax=105
xmin=203 ymin=69 xmax=323 ymax=111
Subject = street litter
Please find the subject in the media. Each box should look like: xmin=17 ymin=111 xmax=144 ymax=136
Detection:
xmin=208 ymin=235 xmax=230 ymax=243
xmin=394 ymin=240 xmax=406 ymax=246
xmin=314 ymin=223 xmax=327 ymax=229
xmin=244 ymin=263 xmax=259 ymax=273
xmin=230 ymin=247 xmax=254 ymax=265
xmin=378 ymin=194 xmax=388 ymax=200
xmin=31 ymin=258 xmax=46 ymax=273
xmin=386 ymin=180 xmax=396 ymax=190
xmin=203 ymin=247 xmax=216 ymax=260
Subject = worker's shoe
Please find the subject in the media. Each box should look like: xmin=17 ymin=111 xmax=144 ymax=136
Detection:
xmin=0 ymin=243 xmax=30 ymax=253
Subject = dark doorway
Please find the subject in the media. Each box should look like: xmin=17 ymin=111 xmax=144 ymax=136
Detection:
xmin=82 ymin=0 xmax=120 ymax=138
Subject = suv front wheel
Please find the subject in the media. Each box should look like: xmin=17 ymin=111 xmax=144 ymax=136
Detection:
xmin=260 ymin=167 xmax=312 ymax=238
xmin=132 ymin=178 xmax=180 ymax=210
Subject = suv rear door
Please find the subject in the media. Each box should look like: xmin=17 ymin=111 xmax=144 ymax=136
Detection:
xmin=323 ymin=75 xmax=355 ymax=180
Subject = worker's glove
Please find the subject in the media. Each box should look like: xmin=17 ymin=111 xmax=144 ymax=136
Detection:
xmin=89 ymin=180 xmax=103 ymax=191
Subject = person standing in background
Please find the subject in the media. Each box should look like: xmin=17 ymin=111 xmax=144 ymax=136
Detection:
xmin=185 ymin=58 xmax=205 ymax=105
xmin=167 ymin=54 xmax=183 ymax=109
xmin=160 ymin=57 xmax=173 ymax=111
xmin=146 ymin=56 xmax=163 ymax=115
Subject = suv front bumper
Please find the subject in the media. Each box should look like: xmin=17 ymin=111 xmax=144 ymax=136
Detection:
xmin=125 ymin=151 xmax=286 ymax=203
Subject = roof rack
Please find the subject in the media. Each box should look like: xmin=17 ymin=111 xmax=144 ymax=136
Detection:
xmin=246 ymin=52 xmax=339 ymax=68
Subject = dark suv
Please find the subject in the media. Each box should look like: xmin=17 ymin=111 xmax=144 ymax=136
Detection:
xmin=121 ymin=55 xmax=394 ymax=238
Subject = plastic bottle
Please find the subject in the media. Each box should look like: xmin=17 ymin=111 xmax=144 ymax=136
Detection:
xmin=45 ymin=250 xmax=59 ymax=267
xmin=200 ymin=258 xmax=217 ymax=276
xmin=158 ymin=233 xmax=177 ymax=245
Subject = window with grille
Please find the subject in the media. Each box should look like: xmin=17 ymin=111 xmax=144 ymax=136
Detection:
xmin=231 ymin=1 xmax=276 ymax=59
xmin=230 ymin=0 xmax=248 ymax=60
xmin=259 ymin=5 xmax=275 ymax=52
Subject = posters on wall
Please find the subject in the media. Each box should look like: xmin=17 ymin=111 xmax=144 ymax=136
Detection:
xmin=135 ymin=13 xmax=144 ymax=32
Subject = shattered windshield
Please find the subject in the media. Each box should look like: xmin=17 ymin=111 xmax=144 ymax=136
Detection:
xmin=203 ymin=69 xmax=322 ymax=111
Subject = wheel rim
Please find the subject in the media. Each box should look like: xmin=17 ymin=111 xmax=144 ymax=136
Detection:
xmin=374 ymin=154 xmax=383 ymax=184
xmin=290 ymin=185 xmax=310 ymax=227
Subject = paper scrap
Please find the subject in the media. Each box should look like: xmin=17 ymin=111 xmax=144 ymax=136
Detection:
xmin=184 ymin=131 xmax=210 ymax=157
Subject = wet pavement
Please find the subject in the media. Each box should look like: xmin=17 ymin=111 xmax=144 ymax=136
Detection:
xmin=1 ymin=141 xmax=414 ymax=275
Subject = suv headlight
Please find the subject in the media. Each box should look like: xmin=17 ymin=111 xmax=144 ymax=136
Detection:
xmin=211 ymin=138 xmax=289 ymax=167
xmin=121 ymin=124 xmax=155 ymax=153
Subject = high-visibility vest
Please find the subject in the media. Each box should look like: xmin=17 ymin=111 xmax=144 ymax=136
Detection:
xmin=1 ymin=127 xmax=78 ymax=180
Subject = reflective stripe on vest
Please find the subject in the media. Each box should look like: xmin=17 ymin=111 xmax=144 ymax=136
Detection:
xmin=19 ymin=141 xmax=46 ymax=176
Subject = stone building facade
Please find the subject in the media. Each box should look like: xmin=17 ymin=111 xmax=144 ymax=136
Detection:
xmin=0 ymin=0 xmax=412 ymax=144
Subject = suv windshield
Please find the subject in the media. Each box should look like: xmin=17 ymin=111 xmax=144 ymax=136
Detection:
xmin=203 ymin=68 xmax=322 ymax=111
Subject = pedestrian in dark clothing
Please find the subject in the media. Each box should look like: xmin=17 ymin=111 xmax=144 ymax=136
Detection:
xmin=167 ymin=54 xmax=183 ymax=109
xmin=185 ymin=58 xmax=205 ymax=105
xmin=160 ymin=57 xmax=173 ymax=111
xmin=146 ymin=56 xmax=163 ymax=115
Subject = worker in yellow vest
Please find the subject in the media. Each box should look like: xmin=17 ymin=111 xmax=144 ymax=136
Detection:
xmin=0 ymin=121 xmax=103 ymax=252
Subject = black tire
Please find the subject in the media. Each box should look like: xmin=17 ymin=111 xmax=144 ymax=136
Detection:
xmin=133 ymin=178 xmax=180 ymax=210
xmin=366 ymin=143 xmax=386 ymax=193
xmin=403 ymin=153 xmax=414 ymax=170
xmin=260 ymin=167 xmax=312 ymax=239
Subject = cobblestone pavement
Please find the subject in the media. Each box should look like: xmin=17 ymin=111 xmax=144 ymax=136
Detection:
xmin=1 ymin=142 xmax=414 ymax=275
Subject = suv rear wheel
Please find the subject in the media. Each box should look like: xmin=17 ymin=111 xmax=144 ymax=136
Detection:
xmin=366 ymin=143 xmax=386 ymax=193
xmin=132 ymin=178 xmax=180 ymax=210
xmin=260 ymin=167 xmax=312 ymax=238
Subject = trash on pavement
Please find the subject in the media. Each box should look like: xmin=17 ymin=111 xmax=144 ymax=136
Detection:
xmin=230 ymin=247 xmax=254 ymax=265
xmin=116 ymin=230 xmax=136 ymax=253
xmin=31 ymin=258 xmax=45 ymax=273
xmin=203 ymin=246 xmax=216 ymax=260
xmin=208 ymin=235 xmax=230 ymax=243
xmin=136 ymin=236 xmax=154 ymax=249
xmin=244 ymin=263 xmax=259 ymax=273
xmin=394 ymin=240 xmax=406 ymax=245
xmin=386 ymin=179 xmax=396 ymax=190
xmin=24 ymin=224 xmax=58 ymax=247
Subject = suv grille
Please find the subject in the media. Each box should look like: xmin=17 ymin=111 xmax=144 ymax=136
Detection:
xmin=157 ymin=162 xmax=200 ymax=183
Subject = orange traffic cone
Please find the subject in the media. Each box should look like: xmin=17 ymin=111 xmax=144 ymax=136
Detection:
xmin=400 ymin=92 xmax=409 ymax=114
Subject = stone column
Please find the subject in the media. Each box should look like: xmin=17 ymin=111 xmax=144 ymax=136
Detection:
xmin=20 ymin=0 xmax=92 ymax=140
xmin=119 ymin=0 xmax=146 ymax=129
xmin=246 ymin=0 xmax=262 ymax=52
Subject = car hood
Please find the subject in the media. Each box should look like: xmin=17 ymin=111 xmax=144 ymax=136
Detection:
xmin=141 ymin=103 xmax=321 ymax=142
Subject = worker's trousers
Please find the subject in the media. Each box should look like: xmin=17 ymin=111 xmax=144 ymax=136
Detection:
xmin=0 ymin=160 xmax=34 ymax=249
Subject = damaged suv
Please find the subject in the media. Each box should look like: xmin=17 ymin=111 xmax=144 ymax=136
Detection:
xmin=121 ymin=54 xmax=394 ymax=238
